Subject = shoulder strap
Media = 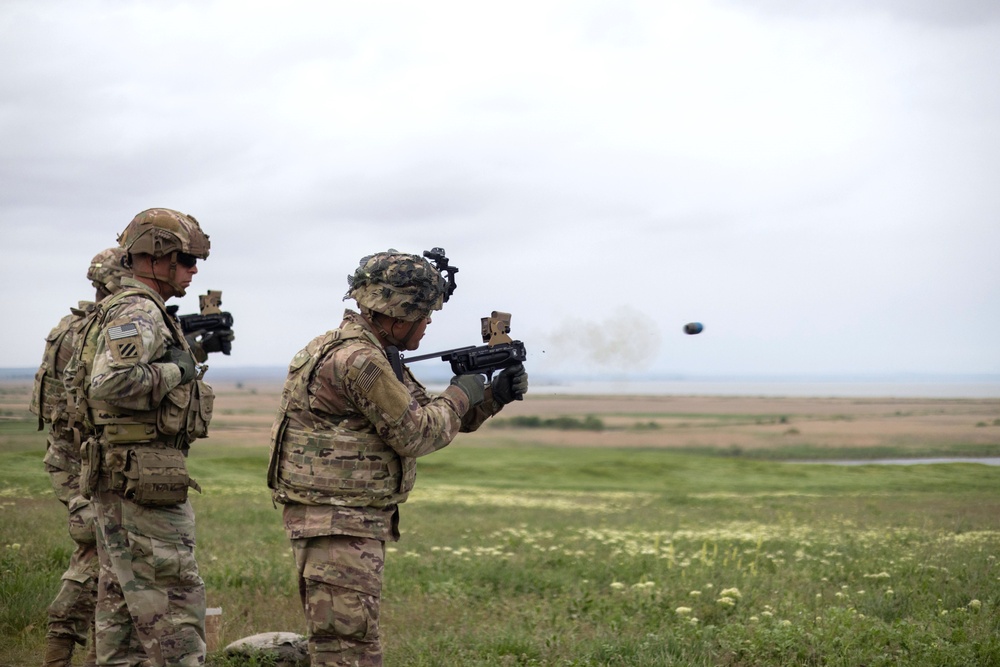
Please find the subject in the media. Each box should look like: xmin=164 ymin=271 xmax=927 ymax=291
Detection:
xmin=103 ymin=288 xmax=185 ymax=347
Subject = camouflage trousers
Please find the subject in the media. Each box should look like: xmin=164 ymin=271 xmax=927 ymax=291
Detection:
xmin=291 ymin=535 xmax=385 ymax=667
xmin=45 ymin=464 xmax=99 ymax=645
xmin=93 ymin=488 xmax=206 ymax=667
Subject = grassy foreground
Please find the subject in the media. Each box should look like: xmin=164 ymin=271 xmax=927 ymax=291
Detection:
xmin=2 ymin=387 xmax=999 ymax=665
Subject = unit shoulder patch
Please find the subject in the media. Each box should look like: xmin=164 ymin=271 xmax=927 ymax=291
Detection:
xmin=105 ymin=317 xmax=144 ymax=364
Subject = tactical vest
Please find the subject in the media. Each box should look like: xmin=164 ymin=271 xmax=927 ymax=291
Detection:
xmin=65 ymin=288 xmax=213 ymax=449
xmin=268 ymin=324 xmax=416 ymax=509
xmin=29 ymin=303 xmax=93 ymax=430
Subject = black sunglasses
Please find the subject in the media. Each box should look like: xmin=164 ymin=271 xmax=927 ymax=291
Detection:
xmin=176 ymin=252 xmax=198 ymax=268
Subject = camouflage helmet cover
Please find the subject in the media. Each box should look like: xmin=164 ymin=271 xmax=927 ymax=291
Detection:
xmin=346 ymin=250 xmax=448 ymax=321
xmin=117 ymin=208 xmax=210 ymax=260
xmin=88 ymin=247 xmax=129 ymax=295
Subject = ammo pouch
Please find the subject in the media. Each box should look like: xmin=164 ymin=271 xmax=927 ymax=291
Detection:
xmin=79 ymin=437 xmax=102 ymax=500
xmin=157 ymin=379 xmax=214 ymax=440
xmin=190 ymin=379 xmax=214 ymax=439
xmin=121 ymin=446 xmax=200 ymax=507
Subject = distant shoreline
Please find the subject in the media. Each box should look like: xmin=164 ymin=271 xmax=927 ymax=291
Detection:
xmin=515 ymin=379 xmax=1000 ymax=399
xmin=3 ymin=368 xmax=998 ymax=399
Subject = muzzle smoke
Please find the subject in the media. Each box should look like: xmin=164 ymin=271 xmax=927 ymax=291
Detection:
xmin=538 ymin=306 xmax=659 ymax=373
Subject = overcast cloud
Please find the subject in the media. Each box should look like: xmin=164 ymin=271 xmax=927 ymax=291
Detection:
xmin=2 ymin=0 xmax=998 ymax=381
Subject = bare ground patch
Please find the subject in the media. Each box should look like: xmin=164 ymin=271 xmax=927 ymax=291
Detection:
xmin=4 ymin=381 xmax=999 ymax=455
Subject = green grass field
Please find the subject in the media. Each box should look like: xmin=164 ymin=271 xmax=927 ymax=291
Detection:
xmin=2 ymin=387 xmax=999 ymax=666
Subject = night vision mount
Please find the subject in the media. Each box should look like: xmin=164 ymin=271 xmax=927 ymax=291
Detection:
xmin=423 ymin=247 xmax=458 ymax=303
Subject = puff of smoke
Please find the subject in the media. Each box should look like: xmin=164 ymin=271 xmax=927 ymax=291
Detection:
xmin=537 ymin=306 xmax=660 ymax=373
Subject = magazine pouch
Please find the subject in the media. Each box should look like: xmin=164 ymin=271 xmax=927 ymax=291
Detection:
xmin=158 ymin=382 xmax=192 ymax=436
xmin=79 ymin=437 xmax=101 ymax=500
xmin=188 ymin=379 xmax=214 ymax=439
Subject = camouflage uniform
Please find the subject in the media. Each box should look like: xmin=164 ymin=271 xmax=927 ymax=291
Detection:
xmin=31 ymin=247 xmax=134 ymax=667
xmin=76 ymin=210 xmax=213 ymax=667
xmin=86 ymin=275 xmax=211 ymax=667
xmin=268 ymin=250 xmax=524 ymax=667
xmin=32 ymin=306 xmax=100 ymax=655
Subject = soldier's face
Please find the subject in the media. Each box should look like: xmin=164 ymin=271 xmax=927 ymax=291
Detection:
xmin=154 ymin=256 xmax=197 ymax=290
xmin=400 ymin=316 xmax=430 ymax=351
xmin=172 ymin=259 xmax=198 ymax=293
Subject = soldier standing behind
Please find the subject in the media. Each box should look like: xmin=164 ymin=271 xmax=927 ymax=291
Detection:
xmin=30 ymin=248 xmax=131 ymax=667
xmin=68 ymin=209 xmax=214 ymax=667
xmin=267 ymin=249 xmax=529 ymax=667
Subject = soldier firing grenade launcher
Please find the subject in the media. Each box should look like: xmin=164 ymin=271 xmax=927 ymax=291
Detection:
xmin=387 ymin=311 xmax=528 ymax=400
xmin=166 ymin=290 xmax=235 ymax=356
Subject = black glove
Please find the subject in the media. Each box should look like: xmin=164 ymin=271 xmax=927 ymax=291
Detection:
xmin=184 ymin=331 xmax=209 ymax=363
xmin=200 ymin=329 xmax=234 ymax=355
xmin=450 ymin=374 xmax=486 ymax=407
xmin=185 ymin=329 xmax=235 ymax=363
xmin=167 ymin=346 xmax=197 ymax=384
xmin=492 ymin=363 xmax=528 ymax=405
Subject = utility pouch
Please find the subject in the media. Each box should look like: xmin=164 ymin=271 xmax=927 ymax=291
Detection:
xmin=122 ymin=447 xmax=197 ymax=507
xmin=31 ymin=360 xmax=64 ymax=426
xmin=158 ymin=382 xmax=193 ymax=436
xmin=79 ymin=437 xmax=101 ymax=500
xmin=188 ymin=379 xmax=215 ymax=439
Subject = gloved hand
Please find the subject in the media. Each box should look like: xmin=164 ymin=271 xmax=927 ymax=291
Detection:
xmin=492 ymin=363 xmax=528 ymax=405
xmin=450 ymin=374 xmax=486 ymax=407
xmin=200 ymin=329 xmax=235 ymax=355
xmin=184 ymin=329 xmax=235 ymax=363
xmin=184 ymin=331 xmax=209 ymax=363
xmin=166 ymin=346 xmax=198 ymax=384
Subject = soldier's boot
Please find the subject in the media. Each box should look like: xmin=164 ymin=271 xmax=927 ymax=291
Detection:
xmin=42 ymin=636 xmax=76 ymax=667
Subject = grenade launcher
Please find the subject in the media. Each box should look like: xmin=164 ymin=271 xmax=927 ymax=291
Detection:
xmin=166 ymin=290 xmax=235 ymax=356
xmin=387 ymin=311 xmax=527 ymax=388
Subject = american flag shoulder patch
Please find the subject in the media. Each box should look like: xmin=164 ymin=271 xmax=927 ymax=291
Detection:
xmin=105 ymin=318 xmax=144 ymax=363
xmin=355 ymin=359 xmax=383 ymax=395
xmin=108 ymin=323 xmax=139 ymax=340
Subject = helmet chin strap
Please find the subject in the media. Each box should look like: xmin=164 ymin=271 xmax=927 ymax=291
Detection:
xmin=365 ymin=309 xmax=420 ymax=350
xmin=394 ymin=319 xmax=421 ymax=349
xmin=132 ymin=253 xmax=186 ymax=298
xmin=163 ymin=252 xmax=187 ymax=297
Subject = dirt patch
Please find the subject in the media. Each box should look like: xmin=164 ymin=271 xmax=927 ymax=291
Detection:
xmin=4 ymin=381 xmax=999 ymax=454
xmin=481 ymin=393 xmax=1000 ymax=452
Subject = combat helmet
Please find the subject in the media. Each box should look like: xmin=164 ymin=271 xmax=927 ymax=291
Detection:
xmin=346 ymin=248 xmax=457 ymax=321
xmin=117 ymin=208 xmax=210 ymax=297
xmin=87 ymin=247 xmax=129 ymax=300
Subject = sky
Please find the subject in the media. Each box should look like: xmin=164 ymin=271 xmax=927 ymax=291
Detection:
xmin=2 ymin=0 xmax=999 ymax=381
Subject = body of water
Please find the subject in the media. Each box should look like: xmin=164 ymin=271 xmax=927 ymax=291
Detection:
xmin=523 ymin=379 xmax=1000 ymax=399
xmin=5 ymin=367 xmax=999 ymax=399
xmin=792 ymin=457 xmax=1000 ymax=466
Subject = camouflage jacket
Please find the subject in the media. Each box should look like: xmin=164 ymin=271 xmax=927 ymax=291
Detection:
xmin=274 ymin=309 xmax=500 ymax=542
xmin=88 ymin=277 xmax=212 ymax=448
